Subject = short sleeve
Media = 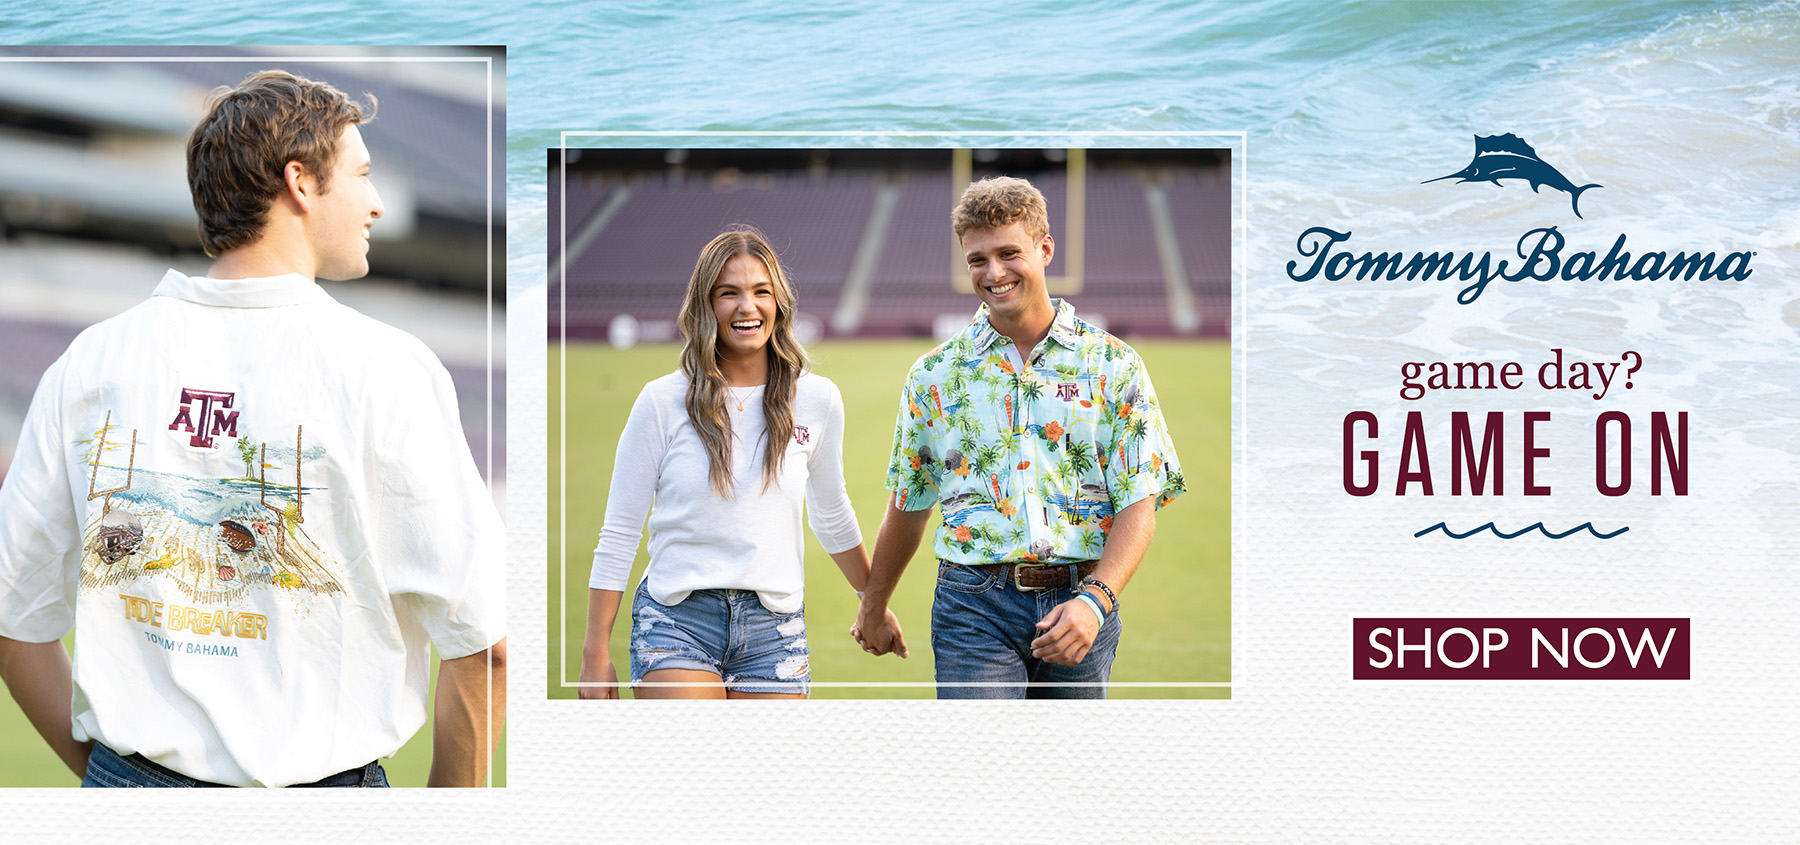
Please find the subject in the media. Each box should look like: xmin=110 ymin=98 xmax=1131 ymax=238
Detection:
xmin=0 ymin=354 xmax=84 ymax=643
xmin=371 ymin=351 xmax=505 ymax=660
xmin=1101 ymin=352 xmax=1185 ymax=512
xmin=883 ymin=363 xmax=941 ymax=511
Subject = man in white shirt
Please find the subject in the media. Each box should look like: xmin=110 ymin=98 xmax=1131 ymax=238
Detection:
xmin=0 ymin=70 xmax=506 ymax=787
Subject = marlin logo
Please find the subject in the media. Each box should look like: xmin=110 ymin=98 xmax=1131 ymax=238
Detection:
xmin=1425 ymin=133 xmax=1602 ymax=219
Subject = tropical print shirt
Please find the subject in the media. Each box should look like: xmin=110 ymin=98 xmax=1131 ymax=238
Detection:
xmin=886 ymin=299 xmax=1184 ymax=565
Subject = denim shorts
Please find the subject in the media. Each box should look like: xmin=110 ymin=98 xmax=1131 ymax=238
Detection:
xmin=629 ymin=580 xmax=810 ymax=694
xmin=81 ymin=742 xmax=388 ymax=788
xmin=930 ymin=560 xmax=1122 ymax=699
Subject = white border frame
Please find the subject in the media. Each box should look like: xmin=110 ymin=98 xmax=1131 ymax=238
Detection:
xmin=0 ymin=49 xmax=505 ymax=788
xmin=551 ymin=130 xmax=1247 ymax=694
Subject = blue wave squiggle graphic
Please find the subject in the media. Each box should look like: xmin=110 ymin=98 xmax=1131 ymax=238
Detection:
xmin=1415 ymin=522 xmax=1629 ymax=539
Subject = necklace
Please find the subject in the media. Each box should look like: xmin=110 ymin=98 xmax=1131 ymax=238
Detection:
xmin=731 ymin=385 xmax=753 ymax=412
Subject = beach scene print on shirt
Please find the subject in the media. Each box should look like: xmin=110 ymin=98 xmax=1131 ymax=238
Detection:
xmin=76 ymin=409 xmax=347 ymax=606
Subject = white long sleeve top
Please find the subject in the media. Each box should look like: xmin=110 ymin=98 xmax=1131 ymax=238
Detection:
xmin=588 ymin=371 xmax=862 ymax=614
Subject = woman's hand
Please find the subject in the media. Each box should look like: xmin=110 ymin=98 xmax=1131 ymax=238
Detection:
xmin=853 ymin=602 xmax=909 ymax=658
xmin=579 ymin=589 xmax=625 ymax=700
xmin=577 ymin=655 xmax=620 ymax=700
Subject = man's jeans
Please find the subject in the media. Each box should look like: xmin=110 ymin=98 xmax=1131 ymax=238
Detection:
xmin=81 ymin=742 xmax=388 ymax=788
xmin=930 ymin=561 xmax=1122 ymax=699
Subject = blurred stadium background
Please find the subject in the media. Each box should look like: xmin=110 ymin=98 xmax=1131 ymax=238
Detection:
xmin=0 ymin=47 xmax=505 ymax=786
xmin=548 ymin=147 xmax=1231 ymax=699
xmin=552 ymin=147 xmax=1228 ymax=342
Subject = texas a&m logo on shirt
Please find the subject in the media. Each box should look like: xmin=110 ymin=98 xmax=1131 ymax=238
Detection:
xmin=168 ymin=388 xmax=238 ymax=448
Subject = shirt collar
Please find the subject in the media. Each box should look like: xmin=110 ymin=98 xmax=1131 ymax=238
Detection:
xmin=966 ymin=298 xmax=1082 ymax=354
xmin=151 ymin=269 xmax=334 ymax=308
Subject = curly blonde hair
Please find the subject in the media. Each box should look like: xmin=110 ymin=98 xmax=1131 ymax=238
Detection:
xmin=951 ymin=176 xmax=1049 ymax=243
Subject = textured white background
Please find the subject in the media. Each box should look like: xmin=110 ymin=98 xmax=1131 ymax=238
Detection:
xmin=8 ymin=8 xmax=1800 ymax=844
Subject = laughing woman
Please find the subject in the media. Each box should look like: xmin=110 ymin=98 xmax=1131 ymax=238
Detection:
xmin=579 ymin=227 xmax=900 ymax=699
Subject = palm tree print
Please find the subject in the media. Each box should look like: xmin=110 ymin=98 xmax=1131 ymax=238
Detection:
xmin=1129 ymin=417 xmax=1150 ymax=469
xmin=1020 ymin=378 xmax=1044 ymax=404
xmin=884 ymin=301 xmax=1184 ymax=565
xmin=236 ymin=436 xmax=257 ymax=479
xmin=1064 ymin=440 xmax=1095 ymax=476
xmin=973 ymin=445 xmax=1003 ymax=478
xmin=1079 ymin=529 xmax=1103 ymax=555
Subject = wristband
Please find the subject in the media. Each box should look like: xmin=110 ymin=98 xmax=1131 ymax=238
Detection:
xmin=1076 ymin=592 xmax=1106 ymax=628
xmin=1080 ymin=577 xmax=1118 ymax=613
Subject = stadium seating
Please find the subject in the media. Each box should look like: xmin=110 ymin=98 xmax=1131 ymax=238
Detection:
xmin=551 ymin=159 xmax=1230 ymax=341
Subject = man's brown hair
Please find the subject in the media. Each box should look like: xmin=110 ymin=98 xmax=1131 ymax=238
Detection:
xmin=185 ymin=70 xmax=375 ymax=257
xmin=951 ymin=176 xmax=1050 ymax=243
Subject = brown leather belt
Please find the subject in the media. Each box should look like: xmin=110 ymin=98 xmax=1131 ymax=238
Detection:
xmin=965 ymin=560 xmax=1099 ymax=591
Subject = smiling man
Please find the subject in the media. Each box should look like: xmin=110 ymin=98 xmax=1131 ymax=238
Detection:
xmin=855 ymin=175 xmax=1185 ymax=698
xmin=0 ymin=70 xmax=505 ymax=787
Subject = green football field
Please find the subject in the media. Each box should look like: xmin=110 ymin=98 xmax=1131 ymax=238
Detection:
xmin=0 ymin=638 xmax=506 ymax=787
xmin=548 ymin=338 xmax=1231 ymax=699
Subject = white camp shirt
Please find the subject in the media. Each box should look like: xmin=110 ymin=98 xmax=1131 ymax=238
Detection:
xmin=0 ymin=270 xmax=504 ymax=787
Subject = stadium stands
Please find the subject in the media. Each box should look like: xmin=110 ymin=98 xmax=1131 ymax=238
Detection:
xmin=0 ymin=51 xmax=505 ymax=487
xmin=1166 ymin=170 xmax=1233 ymax=336
xmin=551 ymin=151 xmax=1231 ymax=342
xmin=555 ymin=170 xmax=875 ymax=338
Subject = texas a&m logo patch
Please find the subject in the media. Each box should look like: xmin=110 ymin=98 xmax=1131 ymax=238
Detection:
xmin=168 ymin=388 xmax=238 ymax=448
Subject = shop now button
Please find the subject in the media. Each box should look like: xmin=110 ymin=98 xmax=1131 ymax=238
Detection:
xmin=1352 ymin=617 xmax=1690 ymax=680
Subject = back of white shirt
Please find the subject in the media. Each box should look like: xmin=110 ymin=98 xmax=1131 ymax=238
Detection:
xmin=0 ymin=271 xmax=505 ymax=787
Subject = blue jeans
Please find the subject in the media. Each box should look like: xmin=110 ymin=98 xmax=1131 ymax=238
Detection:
xmin=930 ymin=561 xmax=1122 ymax=699
xmin=629 ymin=581 xmax=810 ymax=694
xmin=81 ymin=742 xmax=388 ymax=788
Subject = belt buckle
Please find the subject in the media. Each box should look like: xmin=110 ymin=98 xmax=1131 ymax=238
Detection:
xmin=1011 ymin=564 xmax=1050 ymax=592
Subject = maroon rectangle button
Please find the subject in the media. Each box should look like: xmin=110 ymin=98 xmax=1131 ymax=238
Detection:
xmin=1353 ymin=618 xmax=1689 ymax=680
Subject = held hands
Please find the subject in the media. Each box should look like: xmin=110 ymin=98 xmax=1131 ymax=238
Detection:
xmin=851 ymin=601 xmax=909 ymax=658
xmin=1031 ymin=598 xmax=1103 ymax=666
xmin=577 ymin=657 xmax=620 ymax=700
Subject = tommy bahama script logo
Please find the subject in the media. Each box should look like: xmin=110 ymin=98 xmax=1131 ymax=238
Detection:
xmin=1286 ymin=131 xmax=1754 ymax=304
xmin=168 ymin=388 xmax=238 ymax=448
xmin=1424 ymin=133 xmax=1601 ymax=219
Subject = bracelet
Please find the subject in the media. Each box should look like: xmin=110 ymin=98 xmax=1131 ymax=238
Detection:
xmin=854 ymin=590 xmax=866 ymax=601
xmin=1080 ymin=577 xmax=1118 ymax=613
xmin=1075 ymin=592 xmax=1107 ymax=628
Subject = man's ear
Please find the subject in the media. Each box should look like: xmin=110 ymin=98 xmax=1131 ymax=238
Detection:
xmin=1040 ymin=233 xmax=1055 ymax=266
xmin=282 ymin=160 xmax=313 ymax=213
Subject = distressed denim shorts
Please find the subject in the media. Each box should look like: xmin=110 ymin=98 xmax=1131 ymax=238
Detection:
xmin=81 ymin=742 xmax=388 ymax=788
xmin=629 ymin=580 xmax=810 ymax=694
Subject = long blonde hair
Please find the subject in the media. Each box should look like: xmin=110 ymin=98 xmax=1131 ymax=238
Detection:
xmin=677 ymin=226 xmax=809 ymax=498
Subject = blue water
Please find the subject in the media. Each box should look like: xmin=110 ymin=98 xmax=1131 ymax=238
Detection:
xmin=11 ymin=2 xmax=1794 ymax=454
xmin=8 ymin=0 xmax=1786 ymax=294
xmin=96 ymin=466 xmax=319 ymax=529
